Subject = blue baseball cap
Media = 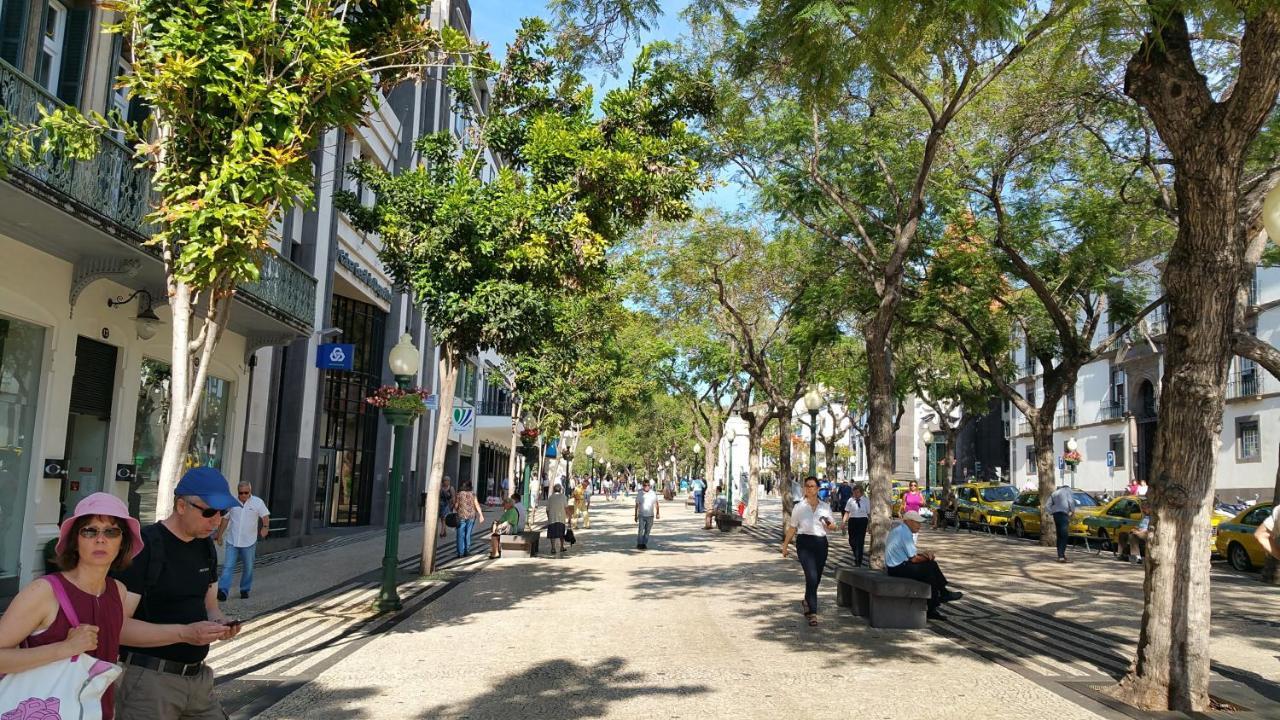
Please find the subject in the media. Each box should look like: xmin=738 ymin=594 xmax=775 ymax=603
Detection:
xmin=174 ymin=467 xmax=239 ymax=510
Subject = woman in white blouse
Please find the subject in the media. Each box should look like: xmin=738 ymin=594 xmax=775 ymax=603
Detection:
xmin=781 ymin=476 xmax=836 ymax=626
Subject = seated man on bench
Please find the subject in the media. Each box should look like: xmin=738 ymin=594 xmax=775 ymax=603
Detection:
xmin=704 ymin=486 xmax=728 ymax=529
xmin=885 ymin=511 xmax=963 ymax=621
xmin=1127 ymin=500 xmax=1152 ymax=564
xmin=489 ymin=496 xmax=520 ymax=559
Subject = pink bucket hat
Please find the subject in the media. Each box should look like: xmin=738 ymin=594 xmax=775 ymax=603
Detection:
xmin=55 ymin=492 xmax=145 ymax=559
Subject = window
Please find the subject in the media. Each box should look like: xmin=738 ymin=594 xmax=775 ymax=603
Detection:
xmin=1108 ymin=434 xmax=1125 ymax=468
xmin=1236 ymin=418 xmax=1261 ymax=462
xmin=35 ymin=0 xmax=66 ymax=94
xmin=1244 ymin=506 xmax=1271 ymax=526
xmin=1110 ymin=366 xmax=1127 ymax=411
xmin=1025 ymin=445 xmax=1037 ymax=474
xmin=0 ymin=315 xmax=46 ymax=596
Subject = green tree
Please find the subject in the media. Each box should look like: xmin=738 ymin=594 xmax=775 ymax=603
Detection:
xmin=340 ymin=22 xmax=709 ymax=572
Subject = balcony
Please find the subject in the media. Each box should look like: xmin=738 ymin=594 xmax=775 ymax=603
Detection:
xmin=1227 ymin=370 xmax=1264 ymax=400
xmin=479 ymin=397 xmax=514 ymax=417
xmin=1 ymin=59 xmax=315 ymax=334
xmin=1053 ymin=408 xmax=1077 ymax=429
xmin=1146 ymin=305 xmax=1167 ymax=336
xmin=1015 ymin=419 xmax=1031 ymax=435
xmin=1100 ymin=403 xmax=1126 ymax=421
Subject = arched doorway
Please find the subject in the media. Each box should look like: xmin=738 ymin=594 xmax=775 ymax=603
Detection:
xmin=1136 ymin=379 xmax=1157 ymax=482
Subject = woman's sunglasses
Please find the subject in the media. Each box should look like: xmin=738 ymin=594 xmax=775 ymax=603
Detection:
xmin=78 ymin=527 xmax=123 ymax=540
xmin=185 ymin=499 xmax=228 ymax=518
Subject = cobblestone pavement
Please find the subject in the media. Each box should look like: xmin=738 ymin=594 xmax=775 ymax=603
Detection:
xmin=247 ymin=497 xmax=1160 ymax=720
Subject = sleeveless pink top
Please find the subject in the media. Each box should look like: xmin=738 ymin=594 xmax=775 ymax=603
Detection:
xmin=24 ymin=574 xmax=124 ymax=719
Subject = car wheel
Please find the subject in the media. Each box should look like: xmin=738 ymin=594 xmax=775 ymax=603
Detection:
xmin=1097 ymin=529 xmax=1111 ymax=552
xmin=1228 ymin=542 xmax=1254 ymax=572
xmin=1014 ymin=519 xmax=1026 ymax=539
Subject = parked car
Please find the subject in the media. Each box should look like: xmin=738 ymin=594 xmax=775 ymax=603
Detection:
xmin=1009 ymin=490 xmax=1103 ymax=538
xmin=1086 ymin=495 xmax=1225 ymax=555
xmin=955 ymin=483 xmax=1018 ymax=528
xmin=1215 ymin=502 xmax=1275 ymax=572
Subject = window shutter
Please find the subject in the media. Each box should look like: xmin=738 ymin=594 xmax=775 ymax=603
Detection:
xmin=0 ymin=0 xmax=30 ymax=67
xmin=54 ymin=4 xmax=89 ymax=106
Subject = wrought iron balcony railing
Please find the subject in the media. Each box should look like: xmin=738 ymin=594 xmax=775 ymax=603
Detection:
xmin=1053 ymin=408 xmax=1077 ymax=429
xmin=479 ymin=397 xmax=513 ymax=417
xmin=1 ymin=58 xmax=315 ymax=332
xmin=1100 ymin=403 xmax=1126 ymax=421
xmin=1227 ymin=370 xmax=1264 ymax=400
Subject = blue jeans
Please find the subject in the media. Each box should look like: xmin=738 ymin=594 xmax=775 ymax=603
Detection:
xmin=456 ymin=518 xmax=476 ymax=557
xmin=1053 ymin=511 xmax=1070 ymax=559
xmin=693 ymin=491 xmax=704 ymax=513
xmin=795 ymin=534 xmax=828 ymax=614
xmin=637 ymin=515 xmax=654 ymax=546
xmin=219 ymin=543 xmax=257 ymax=594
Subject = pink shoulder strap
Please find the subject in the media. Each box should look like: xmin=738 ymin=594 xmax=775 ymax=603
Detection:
xmin=44 ymin=574 xmax=82 ymax=628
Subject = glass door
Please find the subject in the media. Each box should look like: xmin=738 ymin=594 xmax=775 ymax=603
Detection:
xmin=0 ymin=315 xmax=45 ymax=602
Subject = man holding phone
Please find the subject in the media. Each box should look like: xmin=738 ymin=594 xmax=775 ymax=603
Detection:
xmin=781 ymin=476 xmax=836 ymax=626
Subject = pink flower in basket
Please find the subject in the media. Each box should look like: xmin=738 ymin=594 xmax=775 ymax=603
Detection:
xmin=2 ymin=697 xmax=61 ymax=720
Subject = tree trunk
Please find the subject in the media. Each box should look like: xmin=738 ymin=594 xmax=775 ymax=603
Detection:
xmin=864 ymin=323 xmax=896 ymax=569
xmin=420 ymin=350 xmax=459 ymax=575
xmin=704 ymin=426 xmax=721 ymax=492
xmin=779 ymin=419 xmax=794 ymax=525
xmin=1030 ymin=417 xmax=1059 ymax=549
xmin=822 ymin=440 xmax=835 ymax=482
xmin=745 ymin=423 xmax=762 ymax=526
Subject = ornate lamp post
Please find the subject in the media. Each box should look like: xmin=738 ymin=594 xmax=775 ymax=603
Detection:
xmin=519 ymin=427 xmax=538 ymax=517
xmin=725 ymin=426 xmax=737 ymax=511
xmin=586 ymin=445 xmax=595 ymax=488
xmin=692 ymin=441 xmax=701 ymax=483
xmin=923 ymin=428 xmax=936 ymax=493
xmin=803 ymin=386 xmax=823 ymax=477
xmin=1065 ymin=437 xmax=1079 ymax=488
xmin=376 ymin=333 xmax=419 ymax=613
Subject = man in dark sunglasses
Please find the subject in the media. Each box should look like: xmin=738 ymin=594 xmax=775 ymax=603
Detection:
xmin=115 ymin=466 xmax=241 ymax=719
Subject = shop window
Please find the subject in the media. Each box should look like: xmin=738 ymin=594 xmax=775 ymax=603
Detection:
xmin=0 ymin=315 xmax=45 ymax=597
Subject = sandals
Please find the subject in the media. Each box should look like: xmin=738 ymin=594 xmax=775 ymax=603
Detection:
xmin=801 ymin=600 xmax=818 ymax=626
xmin=808 ymin=615 xmax=819 ymax=627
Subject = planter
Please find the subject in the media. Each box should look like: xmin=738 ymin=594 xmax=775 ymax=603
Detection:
xmin=381 ymin=407 xmax=420 ymax=426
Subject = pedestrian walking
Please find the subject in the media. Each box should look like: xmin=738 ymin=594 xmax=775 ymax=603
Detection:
xmin=844 ymin=485 xmax=870 ymax=566
xmin=114 ymin=467 xmax=244 ymax=719
xmin=0 ymin=493 xmax=145 ymax=719
xmin=691 ymin=476 xmax=706 ymax=514
xmin=215 ymin=482 xmax=270 ymax=601
xmin=545 ymin=485 xmax=569 ymax=556
xmin=781 ymin=476 xmax=835 ymax=626
xmin=635 ymin=480 xmax=660 ymax=549
xmin=836 ymin=480 xmax=853 ymax=531
xmin=438 ymin=476 xmax=455 ymax=538
xmin=452 ymin=480 xmax=484 ymax=558
xmin=885 ymin=511 xmax=963 ymax=621
xmin=1047 ymin=483 xmax=1075 ymax=562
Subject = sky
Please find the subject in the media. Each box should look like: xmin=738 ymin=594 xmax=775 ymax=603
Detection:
xmin=468 ymin=0 xmax=749 ymax=213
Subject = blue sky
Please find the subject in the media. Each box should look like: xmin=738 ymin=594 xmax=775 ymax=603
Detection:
xmin=469 ymin=0 xmax=749 ymax=212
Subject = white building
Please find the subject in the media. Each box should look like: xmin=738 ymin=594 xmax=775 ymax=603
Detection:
xmin=1006 ymin=267 xmax=1279 ymax=499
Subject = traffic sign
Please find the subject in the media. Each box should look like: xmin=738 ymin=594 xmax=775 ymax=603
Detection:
xmin=316 ymin=343 xmax=355 ymax=371
xmin=1106 ymin=450 xmax=1115 ymax=468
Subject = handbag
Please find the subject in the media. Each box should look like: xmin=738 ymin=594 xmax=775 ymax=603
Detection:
xmin=444 ymin=512 xmax=459 ymax=528
xmin=0 ymin=575 xmax=122 ymax=720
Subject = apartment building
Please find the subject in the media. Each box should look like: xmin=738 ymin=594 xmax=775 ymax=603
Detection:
xmin=0 ymin=0 xmax=517 ymax=604
xmin=1004 ymin=267 xmax=1280 ymax=499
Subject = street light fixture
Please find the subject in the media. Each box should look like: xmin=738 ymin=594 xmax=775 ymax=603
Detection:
xmin=692 ymin=442 xmax=701 ymax=482
xmin=725 ymin=426 xmax=737 ymax=512
xmin=803 ymin=386 xmax=823 ymax=477
xmin=377 ymin=333 xmax=419 ymax=613
xmin=585 ymin=445 xmax=595 ymax=487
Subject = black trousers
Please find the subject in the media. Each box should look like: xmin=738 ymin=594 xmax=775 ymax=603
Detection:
xmin=887 ymin=559 xmax=949 ymax=610
xmin=1053 ymin=511 xmax=1070 ymax=559
xmin=795 ymin=534 xmax=829 ymax=614
xmin=847 ymin=517 xmax=869 ymax=566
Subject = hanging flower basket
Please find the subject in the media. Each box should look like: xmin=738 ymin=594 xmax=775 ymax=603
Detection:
xmin=519 ymin=428 xmax=539 ymax=448
xmin=1063 ymin=449 xmax=1083 ymax=468
xmin=366 ymin=385 xmax=429 ymax=424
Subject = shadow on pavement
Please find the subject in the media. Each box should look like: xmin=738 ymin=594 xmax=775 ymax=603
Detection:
xmin=414 ymin=656 xmax=710 ymax=719
xmin=407 ymin=561 xmax=605 ymax=628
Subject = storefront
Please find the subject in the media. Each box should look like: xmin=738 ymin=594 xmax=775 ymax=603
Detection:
xmin=0 ymin=314 xmax=45 ymax=602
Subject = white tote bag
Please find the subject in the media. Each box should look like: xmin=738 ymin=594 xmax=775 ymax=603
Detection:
xmin=0 ymin=575 xmax=122 ymax=720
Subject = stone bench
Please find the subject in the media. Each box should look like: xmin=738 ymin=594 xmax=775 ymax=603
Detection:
xmin=498 ymin=530 xmax=540 ymax=557
xmin=713 ymin=512 xmax=742 ymax=532
xmin=835 ymin=567 xmax=931 ymax=629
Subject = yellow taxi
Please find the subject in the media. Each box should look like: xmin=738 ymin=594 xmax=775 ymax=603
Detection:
xmin=1215 ymin=503 xmax=1274 ymax=572
xmin=1085 ymin=495 xmax=1226 ymax=554
xmin=1009 ymin=489 xmax=1104 ymax=539
xmin=954 ymin=483 xmax=1017 ymax=528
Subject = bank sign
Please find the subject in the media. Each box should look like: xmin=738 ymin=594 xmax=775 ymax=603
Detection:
xmin=316 ymin=343 xmax=355 ymax=371
xmin=452 ymin=407 xmax=475 ymax=433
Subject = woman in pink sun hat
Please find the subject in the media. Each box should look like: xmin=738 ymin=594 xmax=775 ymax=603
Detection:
xmin=0 ymin=492 xmax=144 ymax=719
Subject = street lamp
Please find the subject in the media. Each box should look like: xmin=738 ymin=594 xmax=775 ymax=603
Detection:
xmin=585 ymin=445 xmax=595 ymax=487
xmin=377 ymin=333 xmax=419 ymax=613
xmin=1066 ymin=437 xmax=1079 ymax=488
xmin=725 ymin=426 xmax=737 ymax=512
xmin=923 ymin=428 xmax=936 ymax=492
xmin=692 ymin=441 xmax=701 ymax=483
xmin=803 ymin=386 xmax=823 ymax=477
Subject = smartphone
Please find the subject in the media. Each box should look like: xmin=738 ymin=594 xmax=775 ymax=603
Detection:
xmin=220 ymin=618 xmax=242 ymax=630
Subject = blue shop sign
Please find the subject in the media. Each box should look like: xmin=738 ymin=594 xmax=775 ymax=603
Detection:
xmin=317 ymin=343 xmax=355 ymax=371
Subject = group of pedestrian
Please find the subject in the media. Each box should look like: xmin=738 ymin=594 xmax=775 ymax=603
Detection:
xmin=0 ymin=467 xmax=251 ymax=719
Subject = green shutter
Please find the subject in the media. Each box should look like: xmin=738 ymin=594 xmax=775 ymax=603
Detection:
xmin=54 ymin=4 xmax=89 ymax=106
xmin=0 ymin=0 xmax=30 ymax=68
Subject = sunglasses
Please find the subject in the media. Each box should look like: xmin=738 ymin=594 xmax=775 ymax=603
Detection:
xmin=238 ymin=491 xmax=251 ymax=496
xmin=78 ymin=526 xmax=123 ymax=540
xmin=185 ymin=499 xmax=227 ymax=518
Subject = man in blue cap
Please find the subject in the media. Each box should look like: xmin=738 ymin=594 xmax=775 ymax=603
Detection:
xmin=115 ymin=467 xmax=243 ymax=719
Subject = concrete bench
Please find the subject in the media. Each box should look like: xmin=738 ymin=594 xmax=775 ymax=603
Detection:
xmin=713 ymin=512 xmax=742 ymax=532
xmin=835 ymin=568 xmax=931 ymax=629
xmin=498 ymin=530 xmax=540 ymax=557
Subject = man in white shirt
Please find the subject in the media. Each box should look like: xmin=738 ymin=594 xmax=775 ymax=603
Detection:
xmin=843 ymin=485 xmax=870 ymax=566
xmin=635 ymin=480 xmax=660 ymax=550
xmin=1255 ymin=504 xmax=1280 ymax=563
xmin=215 ymin=481 xmax=270 ymax=600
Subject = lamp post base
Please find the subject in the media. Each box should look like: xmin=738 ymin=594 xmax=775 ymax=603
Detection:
xmin=375 ymin=582 xmax=403 ymax=614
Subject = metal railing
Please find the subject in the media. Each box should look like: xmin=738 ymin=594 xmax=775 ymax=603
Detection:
xmin=2 ymin=58 xmax=315 ymax=332
xmin=1015 ymin=419 xmax=1031 ymax=435
xmin=1227 ymin=370 xmax=1264 ymax=399
xmin=1146 ymin=305 xmax=1167 ymax=336
xmin=1099 ymin=403 xmax=1126 ymax=421
xmin=1053 ymin=408 xmax=1077 ymax=429
xmin=478 ymin=397 xmax=513 ymax=417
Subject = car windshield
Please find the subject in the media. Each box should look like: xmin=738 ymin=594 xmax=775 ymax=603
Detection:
xmin=1072 ymin=492 xmax=1099 ymax=507
xmin=981 ymin=486 xmax=1018 ymax=502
